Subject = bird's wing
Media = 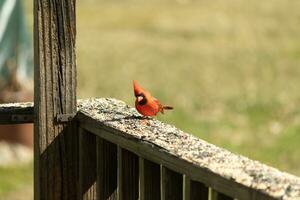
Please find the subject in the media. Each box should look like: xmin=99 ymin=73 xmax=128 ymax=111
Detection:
xmin=153 ymin=98 xmax=164 ymax=112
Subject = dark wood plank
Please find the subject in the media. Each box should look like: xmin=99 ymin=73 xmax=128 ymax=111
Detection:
xmin=118 ymin=147 xmax=139 ymax=200
xmin=139 ymin=158 xmax=145 ymax=200
xmin=97 ymin=137 xmax=117 ymax=200
xmin=79 ymin=128 xmax=97 ymax=200
xmin=34 ymin=0 xmax=77 ymax=199
xmin=184 ymin=176 xmax=209 ymax=200
xmin=211 ymin=189 xmax=234 ymax=200
xmin=179 ymin=174 xmax=210 ymax=200
xmin=191 ymin=180 xmax=209 ymax=200
xmin=139 ymin=158 xmax=161 ymax=200
xmin=161 ymin=166 xmax=183 ymax=200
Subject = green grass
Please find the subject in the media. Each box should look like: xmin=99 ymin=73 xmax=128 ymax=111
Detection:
xmin=0 ymin=163 xmax=33 ymax=198
xmin=16 ymin=2 xmax=300 ymax=197
xmin=75 ymin=0 xmax=300 ymax=176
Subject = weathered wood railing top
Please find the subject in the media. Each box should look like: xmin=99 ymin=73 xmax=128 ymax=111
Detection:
xmin=0 ymin=102 xmax=34 ymax=124
xmin=1 ymin=98 xmax=300 ymax=199
xmin=77 ymin=98 xmax=300 ymax=200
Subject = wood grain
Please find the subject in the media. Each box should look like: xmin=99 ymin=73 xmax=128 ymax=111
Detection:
xmin=34 ymin=0 xmax=77 ymax=199
xmin=118 ymin=147 xmax=139 ymax=200
xmin=139 ymin=158 xmax=161 ymax=200
xmin=97 ymin=137 xmax=118 ymax=200
xmin=161 ymin=166 xmax=183 ymax=200
xmin=79 ymin=128 xmax=97 ymax=200
xmin=184 ymin=176 xmax=209 ymax=200
xmin=79 ymin=118 xmax=273 ymax=200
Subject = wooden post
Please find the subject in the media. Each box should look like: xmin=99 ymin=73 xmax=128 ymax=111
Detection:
xmin=34 ymin=0 xmax=77 ymax=199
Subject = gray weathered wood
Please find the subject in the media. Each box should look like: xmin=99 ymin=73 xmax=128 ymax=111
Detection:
xmin=184 ymin=176 xmax=208 ymax=200
xmin=161 ymin=166 xmax=183 ymax=200
xmin=211 ymin=188 xmax=234 ymax=200
xmin=97 ymin=137 xmax=117 ymax=200
xmin=118 ymin=147 xmax=139 ymax=200
xmin=79 ymin=128 xmax=97 ymax=200
xmin=0 ymin=102 xmax=33 ymax=124
xmin=139 ymin=158 xmax=161 ymax=200
xmin=34 ymin=0 xmax=77 ymax=199
xmin=76 ymin=98 xmax=300 ymax=200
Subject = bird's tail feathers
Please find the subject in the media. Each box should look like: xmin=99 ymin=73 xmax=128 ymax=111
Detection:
xmin=163 ymin=105 xmax=174 ymax=110
xmin=160 ymin=105 xmax=174 ymax=114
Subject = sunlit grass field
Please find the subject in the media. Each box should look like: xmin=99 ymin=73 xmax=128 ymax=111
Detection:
xmin=76 ymin=0 xmax=300 ymax=176
xmin=4 ymin=0 xmax=299 ymax=198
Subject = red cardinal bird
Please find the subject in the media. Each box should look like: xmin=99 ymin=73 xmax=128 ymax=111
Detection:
xmin=133 ymin=80 xmax=173 ymax=117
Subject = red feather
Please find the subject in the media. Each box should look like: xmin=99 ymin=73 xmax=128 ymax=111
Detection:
xmin=133 ymin=80 xmax=173 ymax=116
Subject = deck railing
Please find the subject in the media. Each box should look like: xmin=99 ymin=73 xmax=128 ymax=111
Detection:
xmin=77 ymin=98 xmax=300 ymax=200
xmin=0 ymin=0 xmax=298 ymax=199
xmin=1 ymin=99 xmax=300 ymax=200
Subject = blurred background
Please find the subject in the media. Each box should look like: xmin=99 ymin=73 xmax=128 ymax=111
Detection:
xmin=1 ymin=0 xmax=300 ymax=199
xmin=0 ymin=0 xmax=33 ymax=199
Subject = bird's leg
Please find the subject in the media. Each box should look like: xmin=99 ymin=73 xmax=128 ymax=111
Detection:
xmin=141 ymin=119 xmax=150 ymax=126
xmin=141 ymin=116 xmax=153 ymax=126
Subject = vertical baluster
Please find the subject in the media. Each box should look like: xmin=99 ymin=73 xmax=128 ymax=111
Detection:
xmin=184 ymin=176 xmax=209 ymax=200
xmin=184 ymin=176 xmax=191 ymax=200
xmin=117 ymin=146 xmax=139 ymax=200
xmin=79 ymin=128 xmax=97 ymax=200
xmin=139 ymin=158 xmax=145 ymax=200
xmin=161 ymin=166 xmax=183 ymax=200
xmin=117 ymin=147 xmax=122 ymax=200
xmin=139 ymin=158 xmax=161 ymax=200
xmin=97 ymin=137 xmax=117 ymax=200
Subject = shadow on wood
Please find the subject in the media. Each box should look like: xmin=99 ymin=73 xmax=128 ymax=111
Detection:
xmin=39 ymin=121 xmax=78 ymax=200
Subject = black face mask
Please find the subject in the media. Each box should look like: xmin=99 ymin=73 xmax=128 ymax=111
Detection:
xmin=137 ymin=93 xmax=147 ymax=105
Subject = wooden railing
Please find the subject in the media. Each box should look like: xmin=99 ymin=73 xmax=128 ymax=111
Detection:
xmin=1 ymin=99 xmax=300 ymax=200
xmin=77 ymin=98 xmax=300 ymax=200
xmin=4 ymin=1 xmax=295 ymax=199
